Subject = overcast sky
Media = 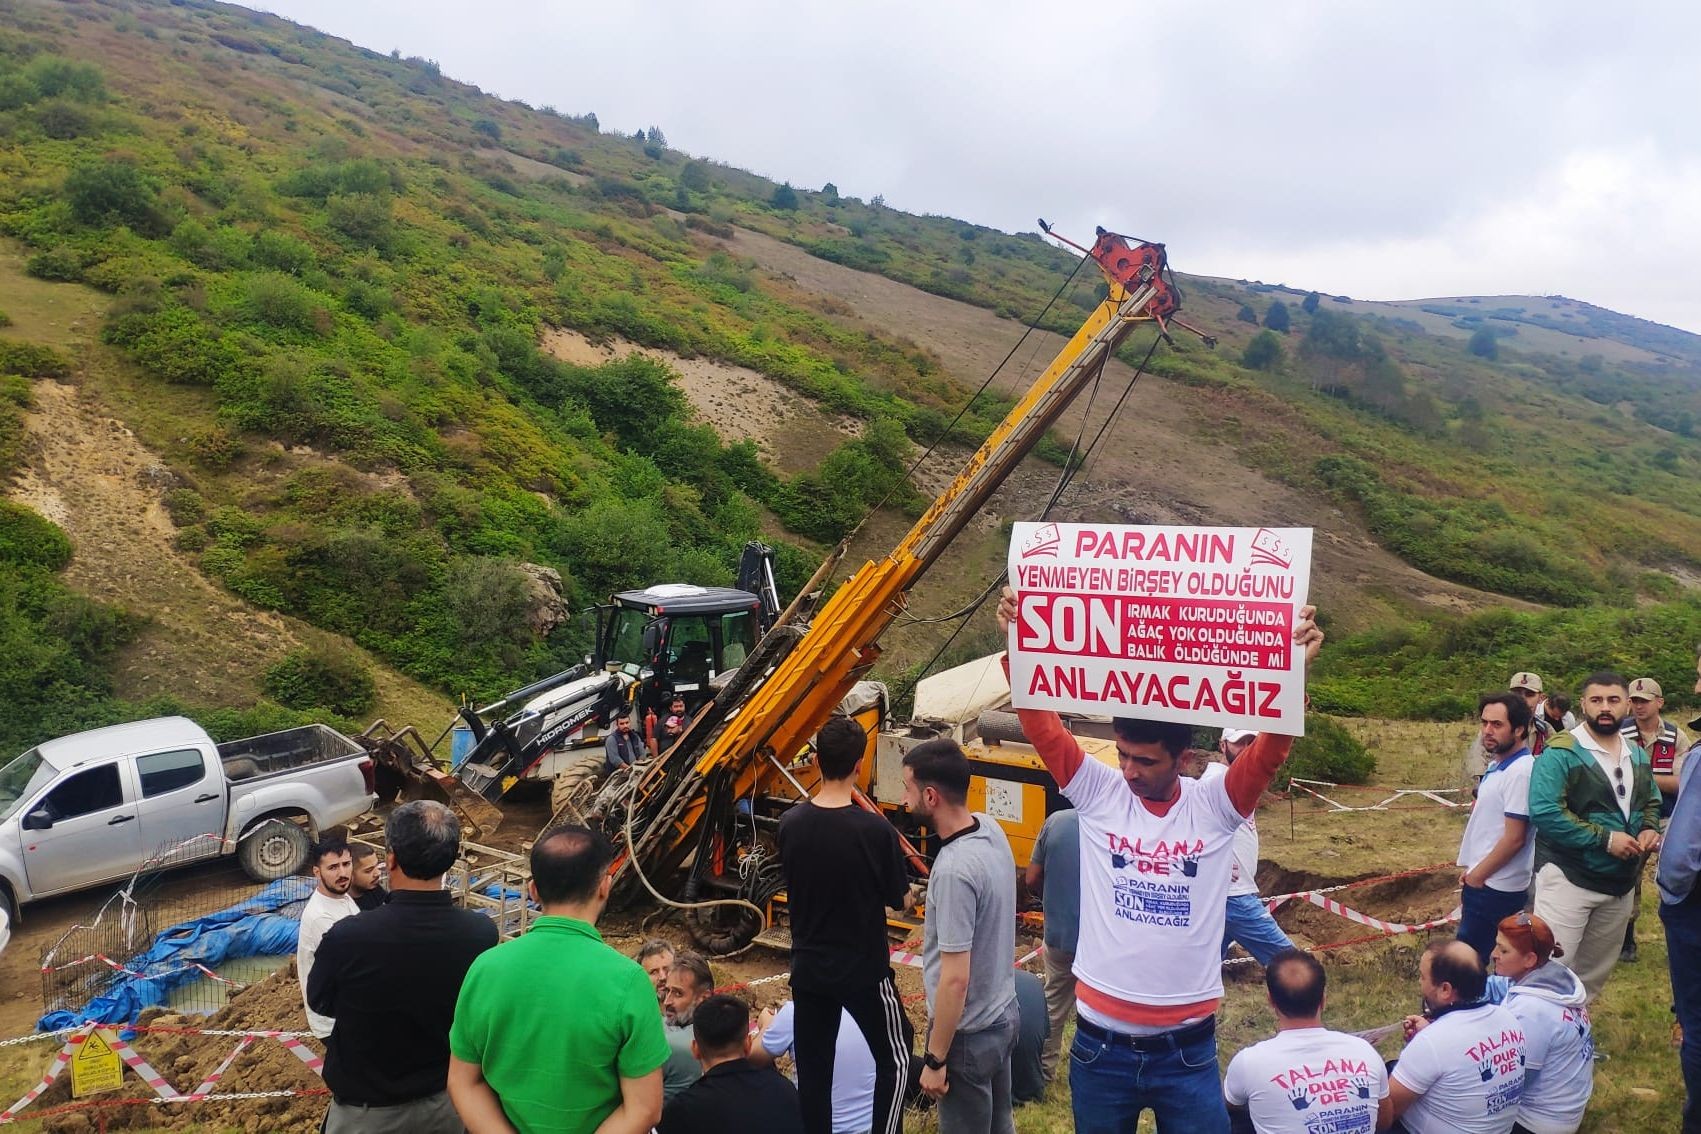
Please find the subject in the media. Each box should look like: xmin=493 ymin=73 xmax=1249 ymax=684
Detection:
xmin=254 ymin=1 xmax=1701 ymax=334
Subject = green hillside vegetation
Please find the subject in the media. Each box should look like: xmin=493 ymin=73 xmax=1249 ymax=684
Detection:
xmin=1 ymin=0 xmax=1701 ymax=742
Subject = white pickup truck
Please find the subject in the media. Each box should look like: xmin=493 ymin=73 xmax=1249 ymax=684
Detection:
xmin=0 ymin=716 xmax=377 ymax=922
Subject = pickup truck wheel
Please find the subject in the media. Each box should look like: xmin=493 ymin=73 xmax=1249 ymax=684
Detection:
xmin=238 ymin=819 xmax=311 ymax=881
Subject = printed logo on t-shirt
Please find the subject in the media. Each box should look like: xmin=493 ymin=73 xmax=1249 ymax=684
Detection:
xmin=1105 ymin=833 xmax=1205 ymax=927
xmin=1467 ymin=1027 xmax=1526 ymax=1114
xmin=1271 ymin=1057 xmax=1379 ymax=1133
xmin=1562 ymin=1005 xmax=1594 ymax=1060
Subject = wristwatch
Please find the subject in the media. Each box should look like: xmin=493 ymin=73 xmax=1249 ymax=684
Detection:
xmin=922 ymin=1052 xmax=947 ymax=1071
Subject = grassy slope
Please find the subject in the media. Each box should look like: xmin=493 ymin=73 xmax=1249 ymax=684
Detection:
xmin=1 ymin=0 xmax=1700 ymax=732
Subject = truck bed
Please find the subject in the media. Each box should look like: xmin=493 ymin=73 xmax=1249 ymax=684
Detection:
xmin=217 ymin=724 xmax=363 ymax=782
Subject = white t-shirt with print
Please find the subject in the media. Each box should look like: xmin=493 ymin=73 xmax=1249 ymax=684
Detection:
xmin=1457 ymin=751 xmax=1535 ymax=892
xmin=1063 ymin=752 xmax=1247 ymax=1012
xmin=1201 ymin=763 xmax=1260 ymax=897
xmin=1506 ymin=988 xmax=1594 ymax=1134
xmin=1224 ymin=1026 xmax=1387 ymax=1134
xmin=1392 ymin=1002 xmax=1526 ymax=1134
xmin=296 ymin=888 xmax=358 ymax=1039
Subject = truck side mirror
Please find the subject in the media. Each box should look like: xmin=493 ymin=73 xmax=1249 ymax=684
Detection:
xmin=22 ymin=807 xmax=53 ymax=831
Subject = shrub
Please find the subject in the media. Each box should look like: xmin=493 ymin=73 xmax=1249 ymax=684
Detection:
xmin=1241 ymin=330 xmax=1283 ymax=371
xmin=26 ymin=246 xmax=88 ymax=282
xmin=24 ymin=56 xmax=106 ymax=101
xmin=63 ymin=161 xmax=163 ymax=233
xmin=0 ymin=339 xmax=73 ymax=379
xmin=0 ymin=73 xmax=39 ymax=111
xmin=250 ymin=230 xmax=316 ymax=274
xmin=1275 ymin=714 xmax=1375 ymax=789
xmin=326 ymin=192 xmax=394 ymax=249
xmin=770 ymin=183 xmax=799 ymax=211
xmin=241 ymin=272 xmax=324 ymax=335
xmin=109 ymin=306 xmax=242 ymax=386
xmin=1264 ymin=300 xmax=1291 ymax=333
xmin=35 ymin=98 xmax=93 ymax=139
xmin=263 ymin=648 xmax=377 ymax=715
xmin=0 ymin=500 xmax=73 ymax=570
xmin=1468 ymin=326 xmax=1498 ymax=359
xmin=1236 ymin=304 xmax=1258 ymax=324
xmin=169 ymin=219 xmax=251 ymax=270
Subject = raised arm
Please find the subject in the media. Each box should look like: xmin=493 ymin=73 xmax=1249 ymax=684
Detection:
xmin=998 ymin=588 xmax=1086 ymax=787
xmin=1221 ymin=603 xmax=1320 ymax=816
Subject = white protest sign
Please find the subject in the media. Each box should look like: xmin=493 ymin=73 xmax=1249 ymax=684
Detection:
xmin=1007 ymin=523 xmax=1313 ymax=735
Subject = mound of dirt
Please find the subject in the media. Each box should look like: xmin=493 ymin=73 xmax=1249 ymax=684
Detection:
xmin=1271 ymin=867 xmax=1461 ymax=949
xmin=37 ymin=969 xmax=325 ymax=1133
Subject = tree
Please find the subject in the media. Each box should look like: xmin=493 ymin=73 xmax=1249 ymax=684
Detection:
xmin=1242 ymin=330 xmax=1283 ymax=371
xmin=1468 ymin=327 xmax=1498 ymax=359
xmin=821 ymin=182 xmax=839 ymax=203
xmin=679 ymin=160 xmax=711 ymax=192
xmin=770 ymin=182 xmax=799 ymax=211
xmin=1302 ymin=291 xmax=1321 ymax=314
xmin=1264 ymin=300 xmax=1291 ymax=333
xmin=1236 ymin=303 xmax=1258 ymax=324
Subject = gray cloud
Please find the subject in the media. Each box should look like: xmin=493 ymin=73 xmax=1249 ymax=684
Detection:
xmin=255 ymin=0 xmax=1701 ymax=332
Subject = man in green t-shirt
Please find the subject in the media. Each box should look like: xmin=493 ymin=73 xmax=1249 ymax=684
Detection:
xmin=449 ymin=826 xmax=669 ymax=1133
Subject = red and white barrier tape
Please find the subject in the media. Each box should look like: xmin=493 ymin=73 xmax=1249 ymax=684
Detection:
xmin=1292 ymin=891 xmax=1462 ymax=935
xmin=0 ymin=1022 xmax=325 ymax=1124
xmin=41 ymin=951 xmax=248 ymax=988
xmin=1263 ymin=862 xmax=1455 ymax=912
xmin=1288 ymin=779 xmax=1467 ymax=814
xmin=0 ymin=1027 xmax=82 ymax=1121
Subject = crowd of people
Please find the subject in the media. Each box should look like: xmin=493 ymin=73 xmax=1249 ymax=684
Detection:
xmin=284 ymin=595 xmax=1701 ymax=1134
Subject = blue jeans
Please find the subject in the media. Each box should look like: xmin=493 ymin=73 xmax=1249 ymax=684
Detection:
xmin=1069 ymin=1018 xmax=1228 ymax=1134
xmin=1457 ymin=883 xmax=1529 ymax=964
xmin=1221 ymin=894 xmax=1293 ymax=965
xmin=1662 ymin=892 xmax=1701 ymax=1134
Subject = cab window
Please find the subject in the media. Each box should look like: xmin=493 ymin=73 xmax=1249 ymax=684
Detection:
xmin=137 ymin=749 xmax=207 ymax=797
xmin=43 ymin=765 xmax=124 ymax=820
xmin=719 ymin=611 xmax=755 ymax=670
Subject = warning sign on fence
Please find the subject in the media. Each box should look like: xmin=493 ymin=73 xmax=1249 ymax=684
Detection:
xmin=1006 ymin=522 xmax=1313 ymax=735
xmin=71 ymin=1028 xmax=123 ymax=1097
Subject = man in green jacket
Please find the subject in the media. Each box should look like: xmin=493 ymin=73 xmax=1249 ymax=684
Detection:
xmin=1530 ymin=671 xmax=1664 ymax=1002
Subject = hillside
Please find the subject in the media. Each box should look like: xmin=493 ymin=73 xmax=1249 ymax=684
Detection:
xmin=2 ymin=0 xmax=1701 ymax=750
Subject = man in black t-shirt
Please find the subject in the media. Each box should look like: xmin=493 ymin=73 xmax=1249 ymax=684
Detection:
xmin=777 ymin=716 xmax=915 ymax=1134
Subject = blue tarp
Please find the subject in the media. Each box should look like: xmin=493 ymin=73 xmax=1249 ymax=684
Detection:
xmin=38 ymin=876 xmax=314 ymax=1032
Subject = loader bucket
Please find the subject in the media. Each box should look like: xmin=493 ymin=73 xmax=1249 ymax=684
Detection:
xmin=357 ymin=721 xmax=506 ymax=840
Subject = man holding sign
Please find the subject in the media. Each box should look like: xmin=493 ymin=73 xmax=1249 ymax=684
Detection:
xmin=996 ymin=522 xmax=1322 ymax=1134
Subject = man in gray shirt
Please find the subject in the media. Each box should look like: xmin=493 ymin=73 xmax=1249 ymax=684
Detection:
xmin=903 ymin=739 xmax=1018 ymax=1134
xmin=1025 ymin=807 xmax=1078 ymax=1085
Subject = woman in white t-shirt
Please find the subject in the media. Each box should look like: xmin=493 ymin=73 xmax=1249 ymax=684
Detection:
xmin=1487 ymin=912 xmax=1595 ymax=1134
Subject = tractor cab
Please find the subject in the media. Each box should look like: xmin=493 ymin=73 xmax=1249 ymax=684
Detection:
xmin=596 ymin=584 xmax=766 ymax=722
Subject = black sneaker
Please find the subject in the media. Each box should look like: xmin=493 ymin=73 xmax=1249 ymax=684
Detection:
xmin=1620 ymin=941 xmax=1639 ymax=963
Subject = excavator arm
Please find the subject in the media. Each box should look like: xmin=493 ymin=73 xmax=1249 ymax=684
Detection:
xmin=601 ymin=230 xmax=1192 ymax=946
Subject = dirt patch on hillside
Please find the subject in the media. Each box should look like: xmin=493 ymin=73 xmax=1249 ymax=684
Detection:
xmin=541 ymin=327 xmax=858 ymax=471
xmin=4 ymin=379 xmax=448 ymax=725
xmin=10 ymin=380 xmax=288 ymax=708
xmin=721 ymin=226 xmax=1524 ymax=627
